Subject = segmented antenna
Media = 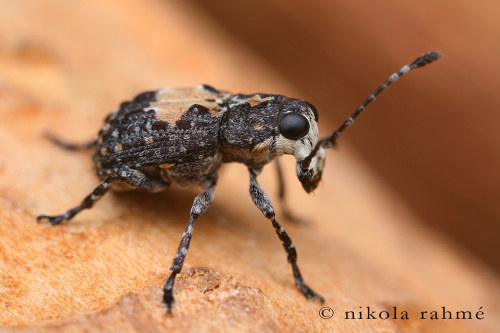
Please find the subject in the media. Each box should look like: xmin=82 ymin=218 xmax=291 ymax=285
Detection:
xmin=301 ymin=51 xmax=442 ymax=169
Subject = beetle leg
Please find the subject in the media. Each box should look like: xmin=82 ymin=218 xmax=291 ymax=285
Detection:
xmin=37 ymin=168 xmax=167 ymax=225
xmin=274 ymin=158 xmax=286 ymax=200
xmin=44 ymin=132 xmax=97 ymax=151
xmin=37 ymin=175 xmax=119 ymax=225
xmin=249 ymin=168 xmax=324 ymax=303
xmin=116 ymin=168 xmax=169 ymax=192
xmin=163 ymin=182 xmax=216 ymax=313
xmin=274 ymin=159 xmax=309 ymax=225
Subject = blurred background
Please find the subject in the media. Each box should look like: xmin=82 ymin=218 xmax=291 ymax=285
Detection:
xmin=191 ymin=0 xmax=500 ymax=271
xmin=1 ymin=0 xmax=498 ymax=268
xmin=1 ymin=0 xmax=499 ymax=329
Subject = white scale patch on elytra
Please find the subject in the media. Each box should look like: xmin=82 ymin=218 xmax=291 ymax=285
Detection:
xmin=147 ymin=86 xmax=231 ymax=126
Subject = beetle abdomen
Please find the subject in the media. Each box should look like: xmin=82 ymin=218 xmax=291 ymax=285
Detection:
xmin=93 ymin=86 xmax=229 ymax=185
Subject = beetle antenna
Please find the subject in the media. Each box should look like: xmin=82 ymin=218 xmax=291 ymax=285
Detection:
xmin=301 ymin=51 xmax=442 ymax=169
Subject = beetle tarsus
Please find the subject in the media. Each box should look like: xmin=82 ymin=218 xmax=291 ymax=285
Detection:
xmin=293 ymin=263 xmax=325 ymax=303
xmin=36 ymin=214 xmax=66 ymax=225
xmin=162 ymin=274 xmax=176 ymax=314
xmin=36 ymin=175 xmax=118 ymax=225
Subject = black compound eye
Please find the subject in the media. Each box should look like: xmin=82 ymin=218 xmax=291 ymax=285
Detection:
xmin=279 ymin=113 xmax=310 ymax=140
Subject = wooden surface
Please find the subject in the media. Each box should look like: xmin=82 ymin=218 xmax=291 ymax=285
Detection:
xmin=0 ymin=0 xmax=499 ymax=332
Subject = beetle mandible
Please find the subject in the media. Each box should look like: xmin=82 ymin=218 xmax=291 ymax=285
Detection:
xmin=37 ymin=52 xmax=441 ymax=313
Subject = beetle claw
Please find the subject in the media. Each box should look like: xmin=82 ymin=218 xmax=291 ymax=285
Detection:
xmin=298 ymin=282 xmax=325 ymax=303
xmin=162 ymin=290 xmax=174 ymax=314
xmin=36 ymin=214 xmax=66 ymax=225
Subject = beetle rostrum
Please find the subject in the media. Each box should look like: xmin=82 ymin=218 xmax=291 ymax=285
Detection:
xmin=37 ymin=52 xmax=441 ymax=313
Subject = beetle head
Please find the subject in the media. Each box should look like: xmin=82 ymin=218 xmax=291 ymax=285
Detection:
xmin=275 ymin=100 xmax=325 ymax=193
xmin=291 ymin=51 xmax=442 ymax=193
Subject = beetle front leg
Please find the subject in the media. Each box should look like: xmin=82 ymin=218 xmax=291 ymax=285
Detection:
xmin=37 ymin=175 xmax=118 ymax=225
xmin=163 ymin=183 xmax=216 ymax=313
xmin=249 ymin=168 xmax=324 ymax=303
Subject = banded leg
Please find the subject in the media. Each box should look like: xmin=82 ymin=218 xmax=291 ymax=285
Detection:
xmin=274 ymin=159 xmax=308 ymax=225
xmin=37 ymin=175 xmax=118 ymax=225
xmin=250 ymin=168 xmax=324 ymax=302
xmin=44 ymin=132 xmax=96 ymax=151
xmin=37 ymin=168 xmax=168 ymax=225
xmin=163 ymin=183 xmax=216 ymax=313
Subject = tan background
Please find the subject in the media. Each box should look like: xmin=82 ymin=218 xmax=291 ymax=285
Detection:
xmin=0 ymin=0 xmax=498 ymax=332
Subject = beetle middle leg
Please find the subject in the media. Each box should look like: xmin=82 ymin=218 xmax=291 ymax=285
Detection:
xmin=274 ymin=159 xmax=309 ymax=225
xmin=163 ymin=182 xmax=216 ymax=313
xmin=37 ymin=168 xmax=168 ymax=225
xmin=249 ymin=168 xmax=324 ymax=302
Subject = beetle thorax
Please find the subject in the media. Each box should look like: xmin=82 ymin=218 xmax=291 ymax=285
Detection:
xmin=219 ymin=94 xmax=281 ymax=168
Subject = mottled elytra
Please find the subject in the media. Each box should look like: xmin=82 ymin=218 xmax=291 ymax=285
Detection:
xmin=37 ymin=52 xmax=441 ymax=313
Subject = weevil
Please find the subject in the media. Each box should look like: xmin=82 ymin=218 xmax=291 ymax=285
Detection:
xmin=37 ymin=52 xmax=441 ymax=312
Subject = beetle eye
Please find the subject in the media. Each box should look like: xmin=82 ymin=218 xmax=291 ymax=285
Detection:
xmin=279 ymin=113 xmax=310 ymax=140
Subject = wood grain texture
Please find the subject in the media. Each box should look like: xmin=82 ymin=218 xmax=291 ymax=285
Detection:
xmin=0 ymin=0 xmax=498 ymax=332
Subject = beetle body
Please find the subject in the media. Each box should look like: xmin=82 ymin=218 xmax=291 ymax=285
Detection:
xmin=37 ymin=52 xmax=441 ymax=313
xmin=94 ymin=84 xmax=323 ymax=192
xmin=94 ymin=86 xmax=226 ymax=189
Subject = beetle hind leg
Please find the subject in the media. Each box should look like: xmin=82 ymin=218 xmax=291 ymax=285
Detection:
xmin=44 ymin=132 xmax=97 ymax=151
xmin=37 ymin=175 xmax=118 ymax=225
xmin=37 ymin=168 xmax=169 ymax=225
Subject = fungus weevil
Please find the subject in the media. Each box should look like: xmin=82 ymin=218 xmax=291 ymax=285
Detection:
xmin=37 ymin=52 xmax=441 ymax=313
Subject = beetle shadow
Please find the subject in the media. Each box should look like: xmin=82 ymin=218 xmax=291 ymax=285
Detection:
xmin=112 ymin=188 xmax=197 ymax=227
xmin=108 ymin=187 xmax=317 ymax=296
xmin=111 ymin=187 xmax=250 ymax=234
